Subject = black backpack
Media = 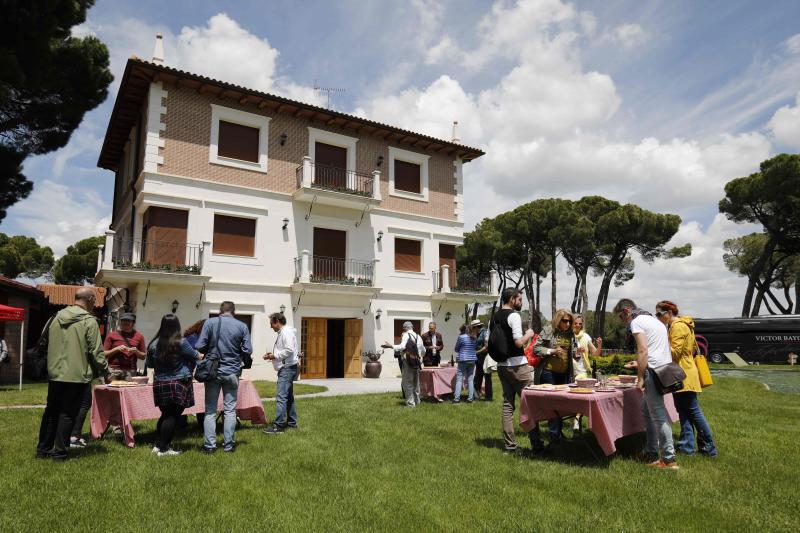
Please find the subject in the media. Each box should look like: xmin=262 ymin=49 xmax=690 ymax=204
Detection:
xmin=404 ymin=333 xmax=421 ymax=369
xmin=488 ymin=312 xmax=511 ymax=363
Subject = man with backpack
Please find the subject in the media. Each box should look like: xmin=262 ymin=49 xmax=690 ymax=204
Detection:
xmin=489 ymin=288 xmax=542 ymax=454
xmin=383 ymin=321 xmax=425 ymax=407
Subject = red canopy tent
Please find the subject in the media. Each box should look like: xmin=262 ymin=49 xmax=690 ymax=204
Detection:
xmin=0 ymin=303 xmax=26 ymax=390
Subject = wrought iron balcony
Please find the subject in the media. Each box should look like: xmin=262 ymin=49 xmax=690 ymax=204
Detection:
xmin=432 ymin=268 xmax=491 ymax=294
xmin=294 ymin=156 xmax=382 ymax=208
xmin=109 ymin=238 xmax=204 ymax=275
xmin=294 ymin=254 xmax=375 ymax=287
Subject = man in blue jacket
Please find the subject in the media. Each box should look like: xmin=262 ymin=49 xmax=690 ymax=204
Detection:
xmin=196 ymin=301 xmax=252 ymax=453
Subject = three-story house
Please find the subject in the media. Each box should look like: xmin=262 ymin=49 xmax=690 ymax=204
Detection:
xmin=95 ymin=52 xmax=494 ymax=379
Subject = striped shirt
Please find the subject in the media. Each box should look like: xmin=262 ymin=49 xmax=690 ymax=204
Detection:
xmin=454 ymin=334 xmax=478 ymax=362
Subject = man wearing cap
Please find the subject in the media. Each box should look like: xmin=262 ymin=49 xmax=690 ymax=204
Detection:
xmin=104 ymin=312 xmax=147 ymax=380
xmin=383 ymin=321 xmax=425 ymax=407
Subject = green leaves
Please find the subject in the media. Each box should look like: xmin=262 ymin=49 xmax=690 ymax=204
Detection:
xmin=51 ymin=235 xmax=104 ymax=284
xmin=0 ymin=232 xmax=54 ymax=279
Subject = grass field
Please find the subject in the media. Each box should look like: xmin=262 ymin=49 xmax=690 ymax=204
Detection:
xmin=0 ymin=377 xmax=797 ymax=531
xmin=0 ymin=380 xmax=327 ymax=407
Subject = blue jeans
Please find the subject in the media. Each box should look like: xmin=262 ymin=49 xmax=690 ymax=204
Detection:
xmin=673 ymin=391 xmax=717 ymax=456
xmin=453 ymin=361 xmax=476 ymax=402
xmin=275 ymin=364 xmax=298 ymax=428
xmin=540 ymin=369 xmax=568 ymax=441
xmin=203 ymin=373 xmax=239 ymax=449
xmin=642 ymin=370 xmax=676 ymax=462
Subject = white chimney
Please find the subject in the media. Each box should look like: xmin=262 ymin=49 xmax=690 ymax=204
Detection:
xmin=451 ymin=121 xmax=460 ymax=143
xmin=152 ymin=33 xmax=164 ymax=64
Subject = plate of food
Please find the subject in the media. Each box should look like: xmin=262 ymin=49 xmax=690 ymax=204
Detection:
xmin=611 ymin=382 xmax=636 ymax=388
xmin=528 ymin=383 xmax=556 ymax=390
xmin=108 ymin=380 xmax=138 ymax=387
xmin=595 ymin=387 xmax=617 ymax=392
xmin=568 ymin=387 xmax=594 ymax=394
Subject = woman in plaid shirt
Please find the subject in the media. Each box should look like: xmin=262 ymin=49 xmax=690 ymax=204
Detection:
xmin=146 ymin=314 xmax=203 ymax=456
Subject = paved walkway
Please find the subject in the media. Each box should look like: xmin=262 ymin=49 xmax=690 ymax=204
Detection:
xmin=0 ymin=378 xmax=403 ymax=409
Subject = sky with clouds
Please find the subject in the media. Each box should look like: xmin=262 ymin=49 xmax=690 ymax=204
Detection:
xmin=3 ymin=0 xmax=800 ymax=319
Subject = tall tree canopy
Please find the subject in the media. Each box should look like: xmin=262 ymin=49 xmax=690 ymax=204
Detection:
xmin=0 ymin=0 xmax=112 ymax=221
xmin=719 ymin=153 xmax=800 ymax=316
xmin=52 ymin=235 xmax=103 ymax=284
xmin=0 ymin=232 xmax=54 ymax=278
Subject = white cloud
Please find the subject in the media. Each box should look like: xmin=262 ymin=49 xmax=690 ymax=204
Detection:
xmin=9 ymin=181 xmax=111 ymax=256
xmin=767 ymin=91 xmax=800 ymax=148
xmin=602 ymin=23 xmax=649 ymax=50
xmin=52 ymin=131 xmax=103 ymax=178
xmin=785 ymin=33 xmax=800 ymax=54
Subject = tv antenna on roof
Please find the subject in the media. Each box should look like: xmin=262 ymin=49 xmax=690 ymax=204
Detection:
xmin=314 ymin=80 xmax=346 ymax=110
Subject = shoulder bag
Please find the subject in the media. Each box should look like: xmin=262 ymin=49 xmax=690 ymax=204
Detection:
xmin=195 ymin=318 xmax=221 ymax=382
xmin=649 ymin=362 xmax=687 ymax=395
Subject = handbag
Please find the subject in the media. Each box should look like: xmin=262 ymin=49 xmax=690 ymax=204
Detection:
xmin=692 ymin=334 xmax=713 ymax=388
xmin=523 ymin=334 xmax=543 ymax=367
xmin=649 ymin=363 xmax=687 ymax=395
xmin=195 ymin=318 xmax=221 ymax=383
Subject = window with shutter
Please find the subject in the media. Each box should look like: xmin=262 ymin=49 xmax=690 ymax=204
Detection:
xmin=142 ymin=207 xmax=188 ymax=265
xmin=393 ymin=319 xmax=422 ymax=344
xmin=438 ymin=244 xmax=457 ymax=289
xmin=209 ymin=313 xmax=252 ymax=332
xmin=218 ymin=121 xmax=260 ymax=163
xmin=394 ymin=238 xmax=422 ymax=272
xmin=394 ymin=160 xmax=421 ymax=194
xmin=213 ymin=214 xmax=256 ymax=257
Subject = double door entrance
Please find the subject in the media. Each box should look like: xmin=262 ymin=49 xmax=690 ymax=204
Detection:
xmin=301 ymin=318 xmax=363 ymax=379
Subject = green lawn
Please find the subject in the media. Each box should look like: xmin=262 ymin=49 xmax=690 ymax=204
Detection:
xmin=709 ymin=363 xmax=800 ymax=371
xmin=0 ymin=380 xmax=327 ymax=407
xmin=0 ymin=377 xmax=796 ymax=532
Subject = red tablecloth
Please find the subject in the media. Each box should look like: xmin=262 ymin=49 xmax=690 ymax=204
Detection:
xmin=518 ymin=387 xmax=679 ymax=456
xmin=419 ymin=367 xmax=458 ymax=398
xmin=90 ymin=379 xmax=268 ymax=447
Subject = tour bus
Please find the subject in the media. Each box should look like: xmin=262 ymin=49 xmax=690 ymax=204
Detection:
xmin=694 ymin=315 xmax=800 ymax=364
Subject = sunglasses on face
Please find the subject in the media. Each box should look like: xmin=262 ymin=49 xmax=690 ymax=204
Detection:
xmin=560 ymin=318 xmax=572 ymax=324
xmin=655 ymin=310 xmax=667 ymax=317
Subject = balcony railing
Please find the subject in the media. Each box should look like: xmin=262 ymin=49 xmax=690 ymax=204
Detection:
xmin=111 ymin=238 xmax=204 ymax=274
xmin=294 ymin=254 xmax=375 ymax=286
xmin=295 ymin=157 xmax=381 ymax=201
xmin=432 ymin=268 xmax=491 ymax=294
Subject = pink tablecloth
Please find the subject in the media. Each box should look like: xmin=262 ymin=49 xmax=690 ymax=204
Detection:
xmin=90 ymin=379 xmax=268 ymax=447
xmin=519 ymin=387 xmax=679 ymax=456
xmin=419 ymin=367 xmax=457 ymax=398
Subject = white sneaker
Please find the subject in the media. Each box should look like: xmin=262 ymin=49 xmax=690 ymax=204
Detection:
xmin=151 ymin=446 xmax=159 ymax=454
xmin=157 ymin=448 xmax=182 ymax=457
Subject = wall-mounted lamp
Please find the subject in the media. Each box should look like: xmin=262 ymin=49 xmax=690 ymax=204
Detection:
xmin=444 ymin=311 xmax=452 ymax=322
xmin=171 ymin=299 xmax=179 ymax=313
xmin=280 ymin=133 xmax=288 ymax=146
xmin=282 ymin=217 xmax=289 ymax=230
xmin=376 ymin=155 xmax=384 ymax=167
xmin=375 ymin=308 xmax=382 ymax=319
xmin=279 ymin=304 xmax=286 ymax=315
xmin=376 ymin=230 xmax=383 ymax=243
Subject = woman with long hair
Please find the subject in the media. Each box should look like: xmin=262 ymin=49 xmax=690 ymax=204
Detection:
xmin=146 ymin=314 xmax=203 ymax=456
xmin=532 ymin=308 xmax=575 ymax=444
xmin=183 ymin=319 xmax=206 ymax=349
xmin=571 ymin=314 xmax=602 ymax=379
xmin=655 ymin=300 xmax=717 ymax=457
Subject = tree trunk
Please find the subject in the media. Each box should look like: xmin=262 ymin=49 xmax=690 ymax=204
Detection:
xmin=782 ymin=285 xmax=793 ymax=314
xmin=580 ymin=271 xmax=589 ymax=315
xmin=752 ymin=282 xmax=766 ymax=316
xmin=570 ymin=273 xmax=582 ymax=314
xmin=764 ymin=288 xmax=789 ymax=314
xmin=741 ymin=237 xmax=777 ymax=317
xmin=592 ymin=270 xmax=615 ymax=338
xmin=550 ymin=252 xmax=557 ymax=319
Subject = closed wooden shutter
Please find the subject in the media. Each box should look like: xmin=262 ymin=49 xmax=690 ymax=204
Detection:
xmin=303 ymin=318 xmax=327 ymax=379
xmin=218 ymin=121 xmax=260 ymax=163
xmin=393 ymin=319 xmax=422 ymax=344
xmin=142 ymin=207 xmax=188 ymax=265
xmin=394 ymin=159 xmax=421 ymax=193
xmin=344 ymin=319 xmax=363 ymax=378
xmin=394 ymin=238 xmax=421 ymax=272
xmin=439 ymin=244 xmax=457 ymax=289
xmin=213 ymin=215 xmax=256 ymax=256
xmin=313 ymin=228 xmax=346 ymax=279
xmin=314 ymin=142 xmax=347 ymax=189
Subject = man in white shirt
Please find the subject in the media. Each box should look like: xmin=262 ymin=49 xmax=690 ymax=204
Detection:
xmin=493 ymin=288 xmax=541 ymax=454
xmin=383 ymin=321 xmax=425 ymax=407
xmin=614 ymin=298 xmax=677 ymax=469
xmin=263 ymin=312 xmax=300 ymax=434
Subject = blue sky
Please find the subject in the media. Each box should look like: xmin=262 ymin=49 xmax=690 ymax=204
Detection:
xmin=3 ymin=0 xmax=800 ymax=317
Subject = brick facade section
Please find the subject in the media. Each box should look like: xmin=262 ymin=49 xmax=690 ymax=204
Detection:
xmin=159 ymin=86 xmax=458 ymax=220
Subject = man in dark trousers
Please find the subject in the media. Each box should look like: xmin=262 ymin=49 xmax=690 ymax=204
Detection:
xmin=421 ymin=321 xmax=444 ymax=367
xmin=36 ymin=288 xmax=110 ymax=461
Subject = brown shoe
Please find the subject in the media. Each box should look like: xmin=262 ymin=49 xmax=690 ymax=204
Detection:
xmin=646 ymin=460 xmax=663 ymax=468
xmin=661 ymin=461 xmax=680 ymax=470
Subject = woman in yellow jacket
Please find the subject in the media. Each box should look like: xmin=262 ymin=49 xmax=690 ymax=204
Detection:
xmin=656 ymin=300 xmax=718 ymax=457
